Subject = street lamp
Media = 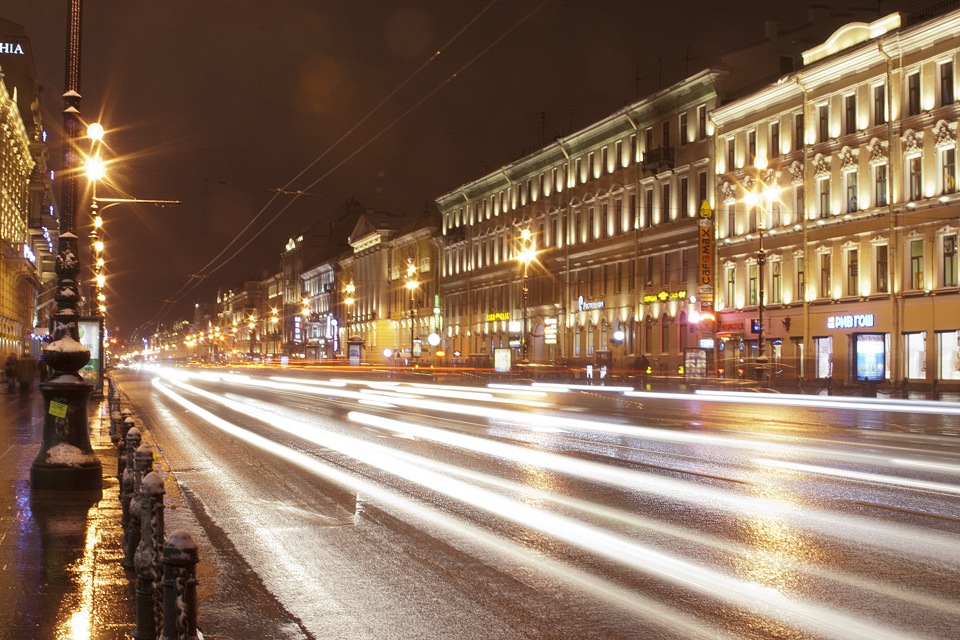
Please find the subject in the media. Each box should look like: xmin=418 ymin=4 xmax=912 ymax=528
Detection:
xmin=405 ymin=260 xmax=419 ymax=362
xmin=517 ymin=228 xmax=537 ymax=365
xmin=743 ymin=155 xmax=780 ymax=380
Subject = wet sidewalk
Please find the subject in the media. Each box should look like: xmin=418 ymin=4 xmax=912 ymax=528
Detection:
xmin=0 ymin=384 xmax=133 ymax=640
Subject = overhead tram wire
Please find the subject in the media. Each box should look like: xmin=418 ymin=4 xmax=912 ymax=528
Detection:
xmin=137 ymin=0 xmax=550 ymax=337
xmin=139 ymin=0 xmax=504 ymax=329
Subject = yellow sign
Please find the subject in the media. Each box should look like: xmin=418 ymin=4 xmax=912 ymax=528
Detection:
xmin=699 ymin=199 xmax=713 ymax=219
xmin=49 ymin=401 xmax=68 ymax=418
xmin=486 ymin=312 xmax=510 ymax=322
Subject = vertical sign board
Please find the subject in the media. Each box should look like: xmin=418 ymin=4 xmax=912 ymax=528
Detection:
xmin=78 ymin=316 xmax=104 ymax=396
xmin=494 ymin=348 xmax=512 ymax=373
xmin=698 ymin=200 xmax=714 ymax=302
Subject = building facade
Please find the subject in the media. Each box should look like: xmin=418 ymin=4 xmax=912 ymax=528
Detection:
xmin=712 ymin=8 xmax=960 ymax=389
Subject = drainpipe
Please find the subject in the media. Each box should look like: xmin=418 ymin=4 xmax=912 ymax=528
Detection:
xmin=797 ymin=75 xmax=812 ymax=383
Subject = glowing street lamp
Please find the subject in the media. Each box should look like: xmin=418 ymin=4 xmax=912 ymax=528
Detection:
xmin=405 ymin=261 xmax=419 ymax=360
xmin=517 ymin=228 xmax=537 ymax=364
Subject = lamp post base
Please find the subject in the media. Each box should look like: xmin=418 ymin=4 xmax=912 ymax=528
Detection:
xmin=30 ymin=379 xmax=103 ymax=496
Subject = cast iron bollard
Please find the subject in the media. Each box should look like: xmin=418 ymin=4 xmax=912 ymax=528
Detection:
xmin=120 ymin=428 xmax=141 ymax=528
xmin=135 ymin=472 xmax=165 ymax=640
xmin=161 ymin=530 xmax=199 ymax=640
xmin=119 ymin=415 xmax=136 ymax=477
xmin=110 ymin=411 xmax=122 ymax=445
xmin=124 ymin=444 xmax=153 ymax=570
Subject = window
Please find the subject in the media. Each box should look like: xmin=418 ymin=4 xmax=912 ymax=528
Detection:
xmin=747 ymin=130 xmax=757 ymax=164
xmin=698 ymin=171 xmax=708 ymax=209
xmin=845 ymin=94 xmax=857 ymax=135
xmin=795 ymin=185 xmax=805 ymax=220
xmin=615 ymin=262 xmax=623 ymax=293
xmin=727 ymin=203 xmax=736 ymax=238
xmin=797 ymin=256 xmax=806 ymax=299
xmin=769 ymin=121 xmax=780 ymax=158
xmin=725 ymin=265 xmax=736 ymax=308
xmin=845 ymin=171 xmax=858 ymax=213
xmin=795 ymin=112 xmax=804 ymax=151
xmin=818 ymin=104 xmax=829 ymax=142
xmin=908 ymin=156 xmax=923 ymax=201
xmin=629 ymin=258 xmax=637 ymax=291
xmin=748 ymin=202 xmax=758 ymax=233
xmin=601 ymin=203 xmax=610 ymax=237
xmin=646 ymin=256 xmax=654 ymax=286
xmin=818 ymin=178 xmax=831 ymax=218
xmin=574 ymin=157 xmax=582 ymax=186
xmin=630 ymin=134 xmax=638 ymax=164
xmin=941 ymin=61 xmax=954 ymax=106
xmin=588 ymin=152 xmax=596 ymax=180
xmin=644 ymin=189 xmax=654 ymax=228
xmin=726 ymin=138 xmax=736 ymax=170
xmin=770 ymin=260 xmax=782 ymax=304
xmin=679 ymin=176 xmax=689 ymax=218
xmin=944 ymin=234 xmax=958 ymax=287
xmin=615 ymin=198 xmax=623 ymax=234
xmin=698 ymin=105 xmax=707 ymax=140
xmin=679 ymin=113 xmax=688 ymax=145
xmin=875 ymin=164 xmax=888 ymax=207
xmin=615 ymin=140 xmax=623 ymax=168
xmin=942 ymin=148 xmax=956 ymax=194
xmin=874 ymin=84 xmax=887 ymax=126
xmin=876 ymin=244 xmax=889 ymax=293
xmin=645 ymin=127 xmax=654 ymax=154
xmin=911 ymin=239 xmax=924 ymax=289
xmin=661 ymin=182 xmax=672 ymax=221
xmin=588 ymin=207 xmax=596 ymax=240
xmin=820 ymin=253 xmax=832 ymax=298
xmin=662 ymin=120 xmax=671 ymax=150
xmin=629 ymin=193 xmax=638 ymax=230
xmin=847 ymin=248 xmax=859 ymax=296
xmin=771 ymin=200 xmax=781 ymax=228
xmin=601 ymin=147 xmax=608 ymax=175
xmin=907 ymin=71 xmax=921 ymax=116
xmin=748 ymin=262 xmax=758 ymax=306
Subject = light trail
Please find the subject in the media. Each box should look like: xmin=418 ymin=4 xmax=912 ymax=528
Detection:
xmin=153 ymin=376 xmax=923 ymax=639
xmin=149 ymin=377 xmax=730 ymax=639
xmin=756 ymin=458 xmax=960 ymax=496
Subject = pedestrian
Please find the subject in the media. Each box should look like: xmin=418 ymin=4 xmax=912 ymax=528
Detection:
xmin=4 ymin=352 xmax=15 ymax=391
xmin=15 ymin=352 xmax=37 ymax=394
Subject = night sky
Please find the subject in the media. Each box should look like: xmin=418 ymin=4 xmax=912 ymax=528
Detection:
xmin=1 ymin=1 xmax=926 ymax=340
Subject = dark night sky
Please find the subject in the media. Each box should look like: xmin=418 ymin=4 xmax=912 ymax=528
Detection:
xmin=2 ymin=1 xmax=926 ymax=340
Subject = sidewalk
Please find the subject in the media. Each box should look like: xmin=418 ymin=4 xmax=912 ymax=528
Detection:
xmin=0 ymin=383 xmax=133 ymax=640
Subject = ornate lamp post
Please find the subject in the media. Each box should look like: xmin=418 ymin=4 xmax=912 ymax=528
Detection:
xmin=517 ymin=228 xmax=536 ymax=365
xmin=743 ymin=155 xmax=780 ymax=381
xmin=31 ymin=0 xmax=100 ymax=495
xmin=405 ymin=260 xmax=419 ymax=362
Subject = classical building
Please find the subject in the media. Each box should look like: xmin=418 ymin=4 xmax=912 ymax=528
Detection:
xmin=712 ymin=6 xmax=960 ymax=389
xmin=437 ymin=68 xmax=725 ymax=373
xmin=1 ymin=20 xmax=57 ymax=358
xmin=338 ymin=211 xmax=439 ymax=364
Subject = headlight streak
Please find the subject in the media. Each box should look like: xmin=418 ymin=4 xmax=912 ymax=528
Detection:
xmin=890 ymin=459 xmax=960 ymax=474
xmin=149 ymin=378 xmax=730 ymax=640
xmin=756 ymin=458 xmax=960 ymax=496
xmin=683 ymin=389 xmax=960 ymax=416
xmin=155 ymin=376 xmax=943 ymax=638
xmin=158 ymin=368 xmax=960 ymax=543
xmin=373 ymin=429 xmax=960 ymax=618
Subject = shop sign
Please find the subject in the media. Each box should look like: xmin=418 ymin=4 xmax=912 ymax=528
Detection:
xmin=578 ymin=296 xmax=604 ymax=311
xmin=544 ymin=318 xmax=557 ymax=345
xmin=486 ymin=311 xmax=510 ymax=322
xmin=642 ymin=289 xmax=688 ymax=304
xmin=827 ymin=313 xmax=875 ymax=329
xmin=293 ymin=315 xmax=302 ymax=343
xmin=698 ymin=200 xmax=714 ymax=294
xmin=0 ymin=42 xmax=25 ymax=55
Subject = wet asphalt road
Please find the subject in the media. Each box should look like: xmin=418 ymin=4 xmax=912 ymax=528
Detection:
xmin=116 ymin=367 xmax=960 ymax=639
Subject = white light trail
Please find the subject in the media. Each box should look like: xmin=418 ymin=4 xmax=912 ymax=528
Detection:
xmin=756 ymin=458 xmax=960 ymax=496
xmin=151 ymin=376 xmax=952 ymax=638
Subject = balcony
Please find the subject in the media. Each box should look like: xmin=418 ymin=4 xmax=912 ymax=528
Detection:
xmin=641 ymin=146 xmax=675 ymax=173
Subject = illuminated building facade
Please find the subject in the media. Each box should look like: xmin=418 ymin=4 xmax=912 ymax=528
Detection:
xmin=437 ymin=70 xmax=723 ymax=373
xmin=1 ymin=20 xmax=57 ymax=358
xmin=713 ymin=7 xmax=960 ymax=389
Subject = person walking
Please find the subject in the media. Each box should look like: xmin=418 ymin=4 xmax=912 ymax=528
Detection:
xmin=4 ymin=352 xmax=16 ymax=391
xmin=15 ymin=352 xmax=37 ymax=394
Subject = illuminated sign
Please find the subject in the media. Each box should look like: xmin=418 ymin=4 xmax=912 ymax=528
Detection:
xmin=642 ymin=289 xmax=687 ymax=304
xmin=22 ymin=244 xmax=36 ymax=264
xmin=698 ymin=200 xmax=714 ymax=294
xmin=293 ymin=315 xmax=302 ymax=343
xmin=486 ymin=311 xmax=510 ymax=322
xmin=578 ymin=296 xmax=604 ymax=311
xmin=544 ymin=318 xmax=557 ymax=345
xmin=0 ymin=42 xmax=26 ymax=55
xmin=827 ymin=313 xmax=875 ymax=329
